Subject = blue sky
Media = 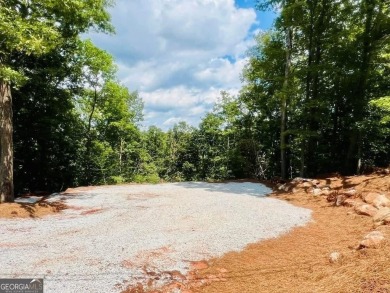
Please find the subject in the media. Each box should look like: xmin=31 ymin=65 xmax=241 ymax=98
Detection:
xmin=90 ymin=0 xmax=276 ymax=129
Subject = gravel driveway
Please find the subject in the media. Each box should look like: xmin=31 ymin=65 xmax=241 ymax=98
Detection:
xmin=0 ymin=182 xmax=311 ymax=292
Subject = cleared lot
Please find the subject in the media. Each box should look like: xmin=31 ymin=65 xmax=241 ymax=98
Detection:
xmin=0 ymin=182 xmax=311 ymax=292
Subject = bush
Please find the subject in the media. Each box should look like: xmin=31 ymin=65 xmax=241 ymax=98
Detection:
xmin=132 ymin=174 xmax=160 ymax=184
xmin=108 ymin=176 xmax=126 ymax=184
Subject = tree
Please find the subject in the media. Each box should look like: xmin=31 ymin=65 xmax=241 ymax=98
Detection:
xmin=371 ymin=97 xmax=390 ymax=124
xmin=257 ymin=0 xmax=295 ymax=181
xmin=196 ymin=113 xmax=228 ymax=180
xmin=13 ymin=58 xmax=85 ymax=193
xmin=0 ymin=0 xmax=113 ymax=202
xmin=143 ymin=126 xmax=169 ymax=178
xmin=73 ymin=40 xmax=116 ymax=183
xmin=165 ymin=122 xmax=197 ymax=181
xmin=95 ymin=82 xmax=142 ymax=182
xmin=75 ymin=79 xmax=143 ymax=185
xmin=344 ymin=0 xmax=389 ymax=174
xmin=251 ymin=0 xmax=390 ymax=177
xmin=241 ymin=31 xmax=289 ymax=178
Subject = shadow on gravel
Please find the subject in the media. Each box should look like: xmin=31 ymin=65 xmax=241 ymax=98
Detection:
xmin=56 ymin=194 xmax=96 ymax=201
xmin=174 ymin=182 xmax=271 ymax=197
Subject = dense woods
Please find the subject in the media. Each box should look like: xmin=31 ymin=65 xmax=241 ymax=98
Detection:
xmin=0 ymin=0 xmax=389 ymax=202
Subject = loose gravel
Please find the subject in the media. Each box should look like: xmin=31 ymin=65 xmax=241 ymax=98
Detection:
xmin=0 ymin=182 xmax=312 ymax=292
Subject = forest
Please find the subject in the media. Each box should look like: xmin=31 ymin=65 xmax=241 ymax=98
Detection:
xmin=0 ymin=0 xmax=389 ymax=202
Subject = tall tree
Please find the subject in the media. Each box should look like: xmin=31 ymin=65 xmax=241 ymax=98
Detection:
xmin=344 ymin=0 xmax=389 ymax=174
xmin=0 ymin=0 xmax=113 ymax=202
xmin=280 ymin=28 xmax=292 ymax=180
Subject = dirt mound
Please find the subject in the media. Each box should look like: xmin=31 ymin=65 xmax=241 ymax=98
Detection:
xmin=135 ymin=171 xmax=390 ymax=293
xmin=0 ymin=200 xmax=66 ymax=218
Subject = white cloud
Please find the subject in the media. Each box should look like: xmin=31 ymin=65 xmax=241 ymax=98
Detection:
xmin=138 ymin=86 xmax=240 ymax=129
xmin=162 ymin=117 xmax=183 ymax=127
xmin=194 ymin=57 xmax=248 ymax=88
xmin=90 ymin=0 xmax=258 ymax=129
xmin=141 ymin=86 xmax=220 ymax=112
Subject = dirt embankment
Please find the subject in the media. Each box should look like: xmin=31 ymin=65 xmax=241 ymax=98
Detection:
xmin=0 ymin=187 xmax=98 ymax=219
xmin=0 ymin=198 xmax=66 ymax=218
xmin=140 ymin=171 xmax=390 ymax=293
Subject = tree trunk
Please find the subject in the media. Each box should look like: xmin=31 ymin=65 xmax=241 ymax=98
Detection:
xmin=119 ymin=138 xmax=123 ymax=174
xmin=306 ymin=0 xmax=328 ymax=176
xmin=280 ymin=28 xmax=292 ymax=180
xmin=83 ymin=86 xmax=98 ymax=183
xmin=0 ymin=80 xmax=14 ymax=203
xmin=300 ymin=0 xmax=316 ymax=177
xmin=345 ymin=0 xmax=375 ymax=174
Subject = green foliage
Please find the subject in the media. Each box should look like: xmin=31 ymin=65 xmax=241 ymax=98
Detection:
xmin=6 ymin=0 xmax=390 ymax=195
xmin=0 ymin=0 xmax=113 ymax=80
xmin=246 ymin=0 xmax=390 ymax=176
xmin=132 ymin=174 xmax=160 ymax=184
xmin=108 ymin=176 xmax=126 ymax=184
xmin=0 ymin=67 xmax=26 ymax=85
xmin=370 ymin=97 xmax=390 ymax=124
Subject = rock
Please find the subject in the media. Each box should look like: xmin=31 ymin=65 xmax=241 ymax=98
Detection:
xmin=321 ymin=189 xmax=331 ymax=196
xmin=373 ymin=207 xmax=390 ymax=226
xmin=375 ymin=225 xmax=390 ymax=234
xmin=312 ymin=180 xmax=320 ymax=186
xmin=329 ymin=251 xmax=342 ymax=263
xmin=354 ymin=204 xmax=378 ymax=217
xmin=335 ymin=194 xmax=347 ymax=206
xmin=373 ymin=194 xmax=390 ymax=208
xmin=327 ymin=192 xmax=347 ymax=206
xmin=312 ymin=188 xmax=322 ymax=196
xmin=278 ymin=184 xmax=290 ymax=192
xmin=326 ymin=191 xmax=337 ymax=203
xmin=299 ymin=178 xmax=313 ymax=182
xmin=342 ymin=188 xmax=357 ymax=197
xmin=359 ymin=231 xmax=385 ymax=249
xmin=363 ymin=192 xmax=377 ymax=204
xmin=363 ymin=192 xmax=390 ymax=209
xmin=343 ymin=199 xmax=358 ymax=207
xmin=292 ymin=177 xmax=304 ymax=183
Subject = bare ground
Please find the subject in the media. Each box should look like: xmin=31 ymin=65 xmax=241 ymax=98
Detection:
xmin=2 ymin=172 xmax=390 ymax=293
xmin=0 ymin=199 xmax=66 ymax=218
xmin=146 ymin=171 xmax=390 ymax=293
xmin=1 ymin=182 xmax=310 ymax=293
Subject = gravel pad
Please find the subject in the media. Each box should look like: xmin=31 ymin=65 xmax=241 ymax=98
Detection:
xmin=0 ymin=182 xmax=311 ymax=292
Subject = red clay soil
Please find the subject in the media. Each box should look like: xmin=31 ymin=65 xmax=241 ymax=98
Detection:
xmin=124 ymin=171 xmax=390 ymax=293
xmin=0 ymin=202 xmax=66 ymax=219
xmin=0 ymin=183 xmax=146 ymax=219
xmin=0 ymin=185 xmax=108 ymax=219
xmin=0 ymin=200 xmax=66 ymax=218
